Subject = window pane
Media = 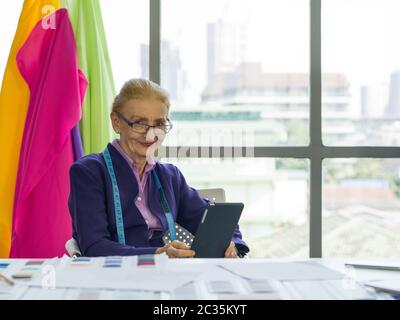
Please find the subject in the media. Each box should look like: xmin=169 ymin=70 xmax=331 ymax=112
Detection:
xmin=100 ymin=0 xmax=149 ymax=90
xmin=161 ymin=0 xmax=309 ymax=147
xmin=323 ymin=159 xmax=400 ymax=257
xmin=322 ymin=0 xmax=400 ymax=146
xmin=0 ymin=0 xmax=23 ymax=84
xmin=165 ymin=157 xmax=309 ymax=258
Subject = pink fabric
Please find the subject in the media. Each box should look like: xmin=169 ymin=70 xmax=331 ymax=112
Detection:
xmin=10 ymin=9 xmax=87 ymax=258
xmin=111 ymin=139 xmax=162 ymax=237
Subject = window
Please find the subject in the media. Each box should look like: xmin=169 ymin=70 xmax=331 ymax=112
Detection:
xmin=322 ymin=0 xmax=400 ymax=146
xmin=168 ymin=157 xmax=309 ymax=258
xmin=100 ymin=0 xmax=149 ymax=90
xmin=161 ymin=0 xmax=309 ymax=147
xmin=159 ymin=0 xmax=311 ymax=258
xmin=323 ymin=159 xmax=400 ymax=257
xmin=149 ymin=0 xmax=400 ymax=258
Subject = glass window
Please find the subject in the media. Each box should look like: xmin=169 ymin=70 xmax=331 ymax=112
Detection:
xmin=165 ymin=157 xmax=309 ymax=258
xmin=100 ymin=0 xmax=149 ymax=91
xmin=161 ymin=0 xmax=309 ymax=147
xmin=323 ymin=158 xmax=400 ymax=257
xmin=322 ymin=0 xmax=400 ymax=146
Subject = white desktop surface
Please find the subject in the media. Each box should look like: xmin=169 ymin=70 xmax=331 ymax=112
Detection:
xmin=0 ymin=257 xmax=399 ymax=300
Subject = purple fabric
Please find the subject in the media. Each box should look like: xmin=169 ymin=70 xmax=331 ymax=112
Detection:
xmin=68 ymin=143 xmax=249 ymax=257
xmin=111 ymin=139 xmax=162 ymax=237
xmin=71 ymin=125 xmax=84 ymax=160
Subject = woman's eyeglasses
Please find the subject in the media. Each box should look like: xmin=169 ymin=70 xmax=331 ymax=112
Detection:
xmin=115 ymin=111 xmax=173 ymax=134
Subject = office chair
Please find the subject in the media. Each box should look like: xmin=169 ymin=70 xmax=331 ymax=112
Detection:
xmin=197 ymin=188 xmax=226 ymax=202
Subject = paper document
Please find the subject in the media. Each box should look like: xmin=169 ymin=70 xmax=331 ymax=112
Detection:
xmin=364 ymin=279 xmax=400 ymax=294
xmin=0 ymin=283 xmax=28 ymax=300
xmin=219 ymin=261 xmax=344 ymax=281
xmin=282 ymin=280 xmax=377 ymax=300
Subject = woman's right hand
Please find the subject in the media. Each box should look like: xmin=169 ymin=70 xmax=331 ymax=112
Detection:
xmin=155 ymin=240 xmax=196 ymax=258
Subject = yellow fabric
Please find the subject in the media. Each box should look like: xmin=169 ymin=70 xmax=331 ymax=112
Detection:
xmin=0 ymin=0 xmax=61 ymax=258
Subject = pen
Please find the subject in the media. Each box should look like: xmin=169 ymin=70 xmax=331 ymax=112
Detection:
xmin=345 ymin=263 xmax=400 ymax=272
xmin=0 ymin=272 xmax=15 ymax=286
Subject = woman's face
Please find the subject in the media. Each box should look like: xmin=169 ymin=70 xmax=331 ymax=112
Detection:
xmin=111 ymin=98 xmax=169 ymax=160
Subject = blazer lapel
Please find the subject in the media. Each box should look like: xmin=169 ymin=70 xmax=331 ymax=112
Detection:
xmin=106 ymin=143 xmax=139 ymax=211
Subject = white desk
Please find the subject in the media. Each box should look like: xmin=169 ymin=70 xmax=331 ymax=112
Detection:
xmin=0 ymin=257 xmax=399 ymax=300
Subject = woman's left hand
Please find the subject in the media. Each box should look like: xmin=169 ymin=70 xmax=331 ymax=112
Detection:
xmin=224 ymin=241 xmax=239 ymax=258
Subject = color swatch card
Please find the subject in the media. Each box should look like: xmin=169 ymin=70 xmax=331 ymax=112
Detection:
xmin=137 ymin=255 xmax=156 ymax=267
xmin=103 ymin=257 xmax=123 ymax=268
xmin=63 ymin=288 xmax=109 ymax=300
xmin=62 ymin=288 xmax=164 ymax=300
xmin=207 ymin=280 xmax=240 ymax=294
xmin=64 ymin=255 xmax=168 ymax=269
xmin=29 ymin=256 xmax=199 ymax=292
xmin=109 ymin=289 xmax=163 ymax=300
xmin=12 ymin=259 xmax=46 ymax=280
xmin=0 ymin=259 xmax=57 ymax=291
xmin=0 ymin=259 xmax=53 ymax=281
xmin=0 ymin=262 xmax=10 ymax=271
xmin=0 ymin=260 xmax=25 ymax=277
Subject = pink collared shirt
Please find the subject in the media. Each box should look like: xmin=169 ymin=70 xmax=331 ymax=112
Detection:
xmin=111 ymin=139 xmax=163 ymax=238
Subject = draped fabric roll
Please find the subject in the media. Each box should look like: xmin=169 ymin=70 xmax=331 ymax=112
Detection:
xmin=10 ymin=8 xmax=88 ymax=258
xmin=63 ymin=0 xmax=116 ymax=154
xmin=0 ymin=0 xmax=115 ymax=258
xmin=0 ymin=0 xmax=62 ymax=258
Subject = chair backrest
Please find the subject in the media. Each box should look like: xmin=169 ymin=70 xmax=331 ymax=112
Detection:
xmin=197 ymin=188 xmax=226 ymax=202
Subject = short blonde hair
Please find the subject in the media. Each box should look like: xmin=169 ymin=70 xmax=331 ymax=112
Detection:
xmin=111 ymin=78 xmax=170 ymax=113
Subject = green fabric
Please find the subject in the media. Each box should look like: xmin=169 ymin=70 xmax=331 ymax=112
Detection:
xmin=62 ymin=0 xmax=116 ymax=154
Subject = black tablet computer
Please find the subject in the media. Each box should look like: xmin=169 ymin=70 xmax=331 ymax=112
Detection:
xmin=191 ymin=202 xmax=244 ymax=258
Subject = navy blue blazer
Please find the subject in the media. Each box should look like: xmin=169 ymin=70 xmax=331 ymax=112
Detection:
xmin=68 ymin=143 xmax=249 ymax=257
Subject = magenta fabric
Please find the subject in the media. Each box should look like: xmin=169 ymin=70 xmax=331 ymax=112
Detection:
xmin=10 ymin=9 xmax=87 ymax=258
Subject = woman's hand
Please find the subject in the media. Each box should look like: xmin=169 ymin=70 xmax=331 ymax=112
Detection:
xmin=156 ymin=240 xmax=239 ymax=258
xmin=156 ymin=240 xmax=196 ymax=258
xmin=224 ymin=241 xmax=239 ymax=258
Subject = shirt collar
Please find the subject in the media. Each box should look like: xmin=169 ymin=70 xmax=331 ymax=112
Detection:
xmin=111 ymin=139 xmax=156 ymax=173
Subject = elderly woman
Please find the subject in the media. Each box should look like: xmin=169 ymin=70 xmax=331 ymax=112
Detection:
xmin=68 ymin=79 xmax=249 ymax=258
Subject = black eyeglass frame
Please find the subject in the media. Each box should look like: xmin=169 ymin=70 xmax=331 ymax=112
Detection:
xmin=115 ymin=111 xmax=173 ymax=134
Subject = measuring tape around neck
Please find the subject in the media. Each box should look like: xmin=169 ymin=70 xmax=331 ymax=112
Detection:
xmin=103 ymin=147 xmax=176 ymax=245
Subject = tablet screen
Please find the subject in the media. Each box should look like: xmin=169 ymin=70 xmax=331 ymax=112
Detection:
xmin=190 ymin=202 xmax=244 ymax=258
